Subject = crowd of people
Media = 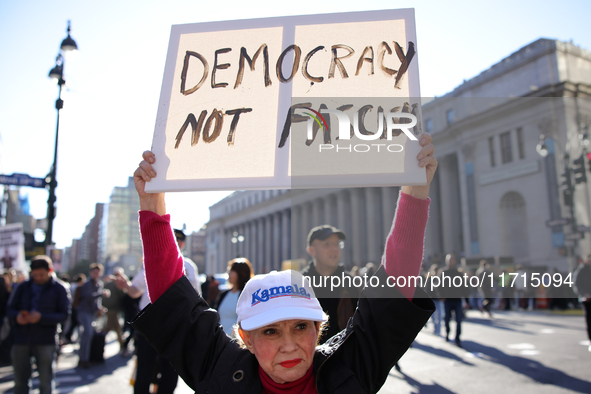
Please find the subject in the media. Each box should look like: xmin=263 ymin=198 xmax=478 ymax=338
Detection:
xmin=0 ymin=132 xmax=589 ymax=393
xmin=129 ymin=138 xmax=437 ymax=393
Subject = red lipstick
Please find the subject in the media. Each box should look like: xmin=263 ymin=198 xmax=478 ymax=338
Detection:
xmin=279 ymin=359 xmax=302 ymax=368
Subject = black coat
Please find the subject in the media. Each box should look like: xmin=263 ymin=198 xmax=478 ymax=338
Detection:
xmin=132 ymin=267 xmax=434 ymax=393
xmin=7 ymin=276 xmax=70 ymax=346
xmin=300 ymin=262 xmax=360 ymax=342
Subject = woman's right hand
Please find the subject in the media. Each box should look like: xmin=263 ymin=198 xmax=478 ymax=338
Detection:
xmin=133 ymin=150 xmax=166 ymax=215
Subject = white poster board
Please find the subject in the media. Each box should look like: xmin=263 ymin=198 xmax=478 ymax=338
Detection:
xmin=0 ymin=223 xmax=26 ymax=273
xmin=146 ymin=9 xmax=425 ymax=192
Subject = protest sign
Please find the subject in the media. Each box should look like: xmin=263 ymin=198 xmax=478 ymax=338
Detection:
xmin=146 ymin=8 xmax=425 ymax=192
xmin=0 ymin=223 xmax=26 ymax=273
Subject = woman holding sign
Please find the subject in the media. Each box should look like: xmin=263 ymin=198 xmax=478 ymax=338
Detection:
xmin=131 ymin=134 xmax=437 ymax=393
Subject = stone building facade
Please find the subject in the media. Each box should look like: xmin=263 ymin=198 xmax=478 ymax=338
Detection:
xmin=424 ymin=38 xmax=591 ymax=272
xmin=205 ymin=187 xmax=401 ymax=275
xmin=206 ymin=38 xmax=591 ymax=275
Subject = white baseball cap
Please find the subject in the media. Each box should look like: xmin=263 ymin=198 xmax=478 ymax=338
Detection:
xmin=236 ymin=270 xmax=327 ymax=331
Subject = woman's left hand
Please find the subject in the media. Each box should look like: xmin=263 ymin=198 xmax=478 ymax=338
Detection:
xmin=401 ymin=133 xmax=437 ymax=200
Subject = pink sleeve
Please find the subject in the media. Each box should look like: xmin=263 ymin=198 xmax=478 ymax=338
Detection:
xmin=139 ymin=211 xmax=184 ymax=303
xmin=382 ymin=192 xmax=430 ymax=300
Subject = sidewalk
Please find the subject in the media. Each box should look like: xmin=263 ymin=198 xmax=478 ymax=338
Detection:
xmin=0 ymin=332 xmax=193 ymax=394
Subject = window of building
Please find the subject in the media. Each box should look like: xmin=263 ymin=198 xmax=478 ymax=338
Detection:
xmin=500 ymin=131 xmax=513 ymax=164
xmin=488 ymin=136 xmax=496 ymax=167
xmin=425 ymin=118 xmax=433 ymax=132
xmin=446 ymin=109 xmax=454 ymax=125
xmin=516 ymin=127 xmax=525 ymax=159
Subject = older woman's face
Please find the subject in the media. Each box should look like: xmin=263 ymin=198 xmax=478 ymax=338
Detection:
xmin=241 ymin=319 xmax=319 ymax=384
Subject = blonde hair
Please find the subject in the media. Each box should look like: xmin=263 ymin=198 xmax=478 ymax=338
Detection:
xmin=232 ymin=320 xmax=329 ymax=350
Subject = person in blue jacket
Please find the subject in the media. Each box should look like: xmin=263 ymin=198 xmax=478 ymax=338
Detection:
xmin=7 ymin=255 xmax=70 ymax=394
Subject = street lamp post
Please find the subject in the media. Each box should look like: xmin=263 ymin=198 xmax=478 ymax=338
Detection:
xmin=231 ymin=231 xmax=245 ymax=258
xmin=538 ymin=129 xmax=590 ymax=269
xmin=46 ymin=21 xmax=78 ymax=248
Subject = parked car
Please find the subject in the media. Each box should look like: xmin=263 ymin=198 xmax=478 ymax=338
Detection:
xmin=214 ymin=272 xmax=230 ymax=291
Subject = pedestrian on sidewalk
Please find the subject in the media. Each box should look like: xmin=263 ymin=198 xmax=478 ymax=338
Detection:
xmin=7 ymin=256 xmax=70 ymax=394
xmin=441 ymin=253 xmax=468 ymax=348
xmin=116 ymin=267 xmax=179 ymax=394
xmin=300 ymin=224 xmax=360 ymax=344
xmin=425 ymin=264 xmax=444 ymax=336
xmin=212 ymin=258 xmax=254 ymax=336
xmin=476 ymin=260 xmax=494 ymax=317
xmin=173 ymin=229 xmax=201 ymax=294
xmin=63 ymin=274 xmax=85 ymax=344
xmin=574 ymin=256 xmax=591 ymax=352
xmin=102 ymin=268 xmax=126 ymax=354
xmin=77 ymin=263 xmax=110 ymax=369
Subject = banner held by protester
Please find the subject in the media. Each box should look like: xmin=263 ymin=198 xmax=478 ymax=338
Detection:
xmin=146 ymin=8 xmax=425 ymax=192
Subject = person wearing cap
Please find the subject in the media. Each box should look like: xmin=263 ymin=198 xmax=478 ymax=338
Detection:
xmin=115 ymin=267 xmax=181 ymax=394
xmin=212 ymin=258 xmax=254 ymax=335
xmin=173 ymin=229 xmax=202 ymax=294
xmin=131 ymin=134 xmax=437 ymax=393
xmin=301 ymin=225 xmax=359 ymax=343
xmin=76 ymin=263 xmax=110 ymax=369
xmin=7 ymin=255 xmax=70 ymax=394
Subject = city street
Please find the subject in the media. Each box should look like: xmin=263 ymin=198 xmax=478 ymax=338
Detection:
xmin=0 ymin=310 xmax=588 ymax=393
xmin=0 ymin=335 xmax=194 ymax=394
xmin=380 ymin=309 xmax=591 ymax=394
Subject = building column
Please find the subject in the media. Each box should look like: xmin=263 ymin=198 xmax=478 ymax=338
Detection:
xmin=312 ymin=199 xmax=323 ymax=227
xmin=350 ymin=189 xmax=364 ymax=266
xmin=336 ymin=190 xmax=350 ymax=266
xmin=301 ymin=202 xmax=311 ymax=247
xmin=424 ymin=170 xmax=443 ymax=260
xmin=459 ymin=143 xmax=480 ymax=257
xmin=257 ymin=219 xmax=265 ymax=275
xmin=365 ymin=188 xmax=381 ymax=263
xmin=336 ymin=191 xmax=347 ymax=231
xmin=381 ymin=187 xmax=398 ymax=239
xmin=281 ymin=209 xmax=291 ymax=262
xmin=225 ymin=227 xmax=232 ymax=260
xmin=243 ymin=221 xmax=250 ymax=261
xmin=273 ymin=212 xmax=282 ymax=270
xmin=291 ymin=205 xmax=302 ymax=260
xmin=240 ymin=224 xmax=247 ymax=257
xmin=265 ymin=215 xmax=273 ymax=273
xmin=438 ymin=154 xmax=463 ymax=255
xmin=217 ymin=228 xmax=226 ymax=274
xmin=323 ymin=194 xmax=334 ymax=225
xmin=250 ymin=221 xmax=257 ymax=271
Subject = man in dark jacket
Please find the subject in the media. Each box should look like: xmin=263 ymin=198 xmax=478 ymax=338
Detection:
xmin=77 ymin=263 xmax=109 ymax=368
xmin=440 ymin=253 xmax=468 ymax=347
xmin=574 ymin=256 xmax=591 ymax=352
xmin=7 ymin=255 xmax=70 ymax=394
xmin=301 ymin=225 xmax=360 ymax=343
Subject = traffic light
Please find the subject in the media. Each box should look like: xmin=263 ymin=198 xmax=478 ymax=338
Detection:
xmin=573 ymin=154 xmax=587 ymax=184
xmin=587 ymin=151 xmax=591 ymax=172
xmin=561 ymin=168 xmax=574 ymax=206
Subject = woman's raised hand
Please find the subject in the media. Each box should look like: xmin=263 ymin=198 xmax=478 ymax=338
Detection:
xmin=401 ymin=133 xmax=437 ymax=200
xmin=133 ymin=150 xmax=166 ymax=215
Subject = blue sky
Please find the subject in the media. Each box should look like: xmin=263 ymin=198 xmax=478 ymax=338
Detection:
xmin=0 ymin=0 xmax=590 ymax=248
